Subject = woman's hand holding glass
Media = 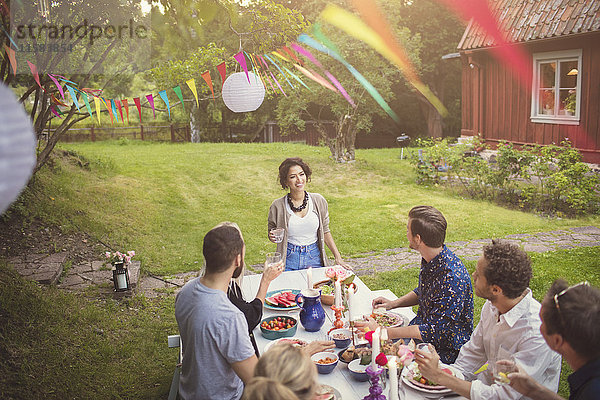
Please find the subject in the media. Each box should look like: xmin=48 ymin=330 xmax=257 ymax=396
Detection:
xmin=268 ymin=228 xmax=285 ymax=243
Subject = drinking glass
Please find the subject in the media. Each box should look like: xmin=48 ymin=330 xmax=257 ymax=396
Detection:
xmin=266 ymin=252 xmax=282 ymax=267
xmin=271 ymin=228 xmax=285 ymax=243
xmin=416 ymin=343 xmax=432 ymax=357
xmin=494 ymin=358 xmax=517 ymax=384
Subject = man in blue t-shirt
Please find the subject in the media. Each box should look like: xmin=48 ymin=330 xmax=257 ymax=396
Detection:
xmin=176 ymin=223 xmax=266 ymax=400
xmin=369 ymin=205 xmax=474 ymax=363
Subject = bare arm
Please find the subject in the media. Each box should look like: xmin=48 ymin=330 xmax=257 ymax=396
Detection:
xmin=372 ymin=290 xmax=419 ymax=310
xmin=503 ymin=362 xmax=565 ymax=400
xmin=255 ymin=260 xmax=284 ymax=303
xmin=415 ymin=346 xmax=472 ymax=399
xmin=231 ymin=355 xmax=258 ymax=384
xmin=324 ymin=231 xmax=352 ymax=269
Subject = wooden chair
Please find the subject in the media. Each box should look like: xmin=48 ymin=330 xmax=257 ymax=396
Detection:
xmin=167 ymin=334 xmax=182 ymax=400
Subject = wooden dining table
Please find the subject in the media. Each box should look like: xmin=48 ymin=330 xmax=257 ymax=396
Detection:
xmin=241 ymin=267 xmax=468 ymax=400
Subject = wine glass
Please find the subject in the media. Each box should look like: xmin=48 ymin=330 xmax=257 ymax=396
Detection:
xmin=271 ymin=228 xmax=285 ymax=243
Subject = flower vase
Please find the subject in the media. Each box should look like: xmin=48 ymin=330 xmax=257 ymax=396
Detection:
xmin=112 ymin=261 xmax=130 ymax=292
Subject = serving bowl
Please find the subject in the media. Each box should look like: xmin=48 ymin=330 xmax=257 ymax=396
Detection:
xmin=348 ymin=359 xmax=369 ymax=381
xmin=311 ymin=351 xmax=339 ymax=374
xmin=329 ymin=328 xmax=352 ymax=348
xmin=259 ymin=315 xmax=298 ymax=340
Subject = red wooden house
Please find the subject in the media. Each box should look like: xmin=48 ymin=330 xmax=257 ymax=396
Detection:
xmin=458 ymin=0 xmax=600 ymax=163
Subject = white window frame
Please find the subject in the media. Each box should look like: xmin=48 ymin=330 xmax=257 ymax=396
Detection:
xmin=530 ymin=49 xmax=582 ymax=125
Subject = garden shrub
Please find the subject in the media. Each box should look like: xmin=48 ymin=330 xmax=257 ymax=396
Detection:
xmin=412 ymin=139 xmax=600 ymax=216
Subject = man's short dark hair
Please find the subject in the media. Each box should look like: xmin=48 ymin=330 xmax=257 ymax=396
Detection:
xmin=408 ymin=205 xmax=447 ymax=247
xmin=542 ymin=280 xmax=600 ymax=360
xmin=278 ymin=157 xmax=312 ymax=189
xmin=203 ymin=225 xmax=244 ymax=273
xmin=482 ymin=240 xmax=531 ymax=299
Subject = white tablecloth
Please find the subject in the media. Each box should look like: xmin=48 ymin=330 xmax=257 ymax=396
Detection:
xmin=241 ymin=268 xmax=467 ymax=400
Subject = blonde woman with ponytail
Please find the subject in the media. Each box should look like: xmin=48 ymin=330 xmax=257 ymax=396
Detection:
xmin=242 ymin=343 xmax=317 ymax=400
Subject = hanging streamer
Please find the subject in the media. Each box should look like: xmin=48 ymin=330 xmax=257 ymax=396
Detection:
xmin=291 ymin=43 xmax=355 ymax=107
xmin=94 ymin=96 xmax=101 ymax=124
xmin=82 ymin=92 xmax=93 ymax=119
xmin=293 ymin=63 xmax=337 ymax=92
xmin=234 ymin=52 xmax=250 ymax=83
xmin=122 ymin=99 xmax=130 ymax=124
xmin=321 ymin=4 xmax=446 ymax=116
xmin=282 ymin=65 xmax=311 ymax=91
xmin=282 ymin=46 xmax=302 ymax=65
xmin=116 ymin=100 xmax=124 ymax=123
xmin=146 ymin=94 xmax=155 ymax=119
xmin=300 ymin=30 xmax=399 ymax=123
xmin=252 ymin=54 xmax=276 ymax=95
xmin=49 ymin=105 xmax=62 ymax=119
xmin=47 ymin=74 xmax=65 ymax=99
xmin=133 ymin=97 xmax=142 ymax=122
xmin=65 ymin=85 xmax=80 ymax=112
xmin=110 ymin=99 xmax=119 ymax=123
xmin=263 ymin=54 xmax=295 ymax=90
xmin=158 ymin=90 xmax=170 ymax=118
xmin=216 ymin=62 xmax=226 ymax=88
xmin=102 ymin=98 xmax=114 ymax=124
xmin=271 ymin=50 xmax=290 ymax=63
xmin=27 ymin=61 xmax=42 ymax=88
xmin=173 ymin=86 xmax=184 ymax=109
xmin=258 ymin=55 xmax=286 ymax=96
xmin=3 ymin=44 xmax=16 ymax=75
xmin=186 ymin=79 xmax=198 ymax=107
xmin=201 ymin=71 xmax=215 ymax=100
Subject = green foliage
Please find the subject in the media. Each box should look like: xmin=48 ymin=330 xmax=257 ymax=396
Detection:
xmin=413 ymin=139 xmax=600 ymax=216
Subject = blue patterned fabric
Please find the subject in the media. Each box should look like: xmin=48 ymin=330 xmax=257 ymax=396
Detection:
xmin=411 ymin=245 xmax=474 ymax=363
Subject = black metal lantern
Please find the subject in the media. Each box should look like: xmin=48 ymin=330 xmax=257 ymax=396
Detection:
xmin=396 ymin=134 xmax=411 ymax=159
xmin=112 ymin=262 xmax=131 ymax=292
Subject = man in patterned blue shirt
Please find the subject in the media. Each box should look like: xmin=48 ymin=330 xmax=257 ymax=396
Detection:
xmin=370 ymin=205 xmax=474 ymax=363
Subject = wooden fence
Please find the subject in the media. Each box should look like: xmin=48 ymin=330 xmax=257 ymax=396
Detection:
xmin=44 ymin=125 xmax=191 ymax=143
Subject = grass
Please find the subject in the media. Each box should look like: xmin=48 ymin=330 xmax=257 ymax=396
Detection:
xmin=13 ymin=141 xmax=600 ymax=275
xmin=362 ymin=246 xmax=600 ymax=398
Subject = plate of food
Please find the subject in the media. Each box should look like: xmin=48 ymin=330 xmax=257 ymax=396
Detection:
xmin=370 ymin=311 xmax=408 ymax=328
xmin=314 ymin=384 xmax=342 ymax=400
xmin=263 ymin=337 xmax=309 ymax=352
xmin=264 ymin=289 xmax=301 ymax=311
xmin=401 ymin=361 xmax=463 ymax=394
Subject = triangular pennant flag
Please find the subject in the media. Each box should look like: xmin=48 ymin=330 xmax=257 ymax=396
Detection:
xmin=173 ymin=86 xmax=184 ymax=109
xmin=65 ymin=85 xmax=80 ymax=112
xmin=234 ymin=52 xmax=250 ymax=83
xmin=47 ymin=74 xmax=65 ymax=99
xmin=146 ymin=94 xmax=155 ymax=119
xmin=3 ymin=44 xmax=16 ymax=75
xmin=101 ymin=98 xmax=114 ymax=124
xmin=245 ymin=52 xmax=261 ymax=85
xmin=251 ymin=54 xmax=274 ymax=94
xmin=133 ymin=97 xmax=142 ymax=122
xmin=94 ymin=96 xmax=102 ymax=124
xmin=116 ymin=100 xmax=124 ymax=123
xmin=186 ymin=79 xmax=198 ymax=107
xmin=82 ymin=92 xmax=93 ymax=119
xmin=122 ymin=99 xmax=130 ymax=124
xmin=259 ymin=55 xmax=286 ymax=96
xmin=110 ymin=99 xmax=119 ymax=123
xmin=158 ymin=90 xmax=170 ymax=118
xmin=282 ymin=45 xmax=302 ymax=65
xmin=27 ymin=61 xmax=42 ymax=88
xmin=264 ymin=54 xmax=295 ymax=90
xmin=201 ymin=71 xmax=215 ymax=100
xmin=49 ymin=105 xmax=63 ymax=119
xmin=216 ymin=62 xmax=226 ymax=87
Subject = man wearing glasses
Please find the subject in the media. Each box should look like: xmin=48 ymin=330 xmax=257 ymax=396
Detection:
xmin=414 ymin=240 xmax=561 ymax=399
xmin=502 ymin=280 xmax=600 ymax=400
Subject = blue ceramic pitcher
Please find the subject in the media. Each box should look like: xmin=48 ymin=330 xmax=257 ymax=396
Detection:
xmin=295 ymin=289 xmax=325 ymax=332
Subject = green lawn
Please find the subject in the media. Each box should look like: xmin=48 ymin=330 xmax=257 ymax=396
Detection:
xmin=19 ymin=141 xmax=600 ymax=275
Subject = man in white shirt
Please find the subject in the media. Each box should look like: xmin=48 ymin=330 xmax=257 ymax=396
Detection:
xmin=415 ymin=240 xmax=561 ymax=400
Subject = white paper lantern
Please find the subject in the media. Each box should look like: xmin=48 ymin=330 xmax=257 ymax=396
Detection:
xmin=0 ymin=84 xmax=36 ymax=214
xmin=222 ymin=72 xmax=265 ymax=113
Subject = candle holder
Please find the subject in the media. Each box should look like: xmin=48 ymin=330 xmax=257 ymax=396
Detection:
xmin=328 ymin=305 xmax=345 ymax=334
xmin=363 ymin=364 xmax=386 ymax=400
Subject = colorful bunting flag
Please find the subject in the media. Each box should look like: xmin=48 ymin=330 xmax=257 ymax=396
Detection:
xmin=282 ymin=46 xmax=302 ymax=65
xmin=49 ymin=105 xmax=62 ymax=119
xmin=201 ymin=71 xmax=215 ymax=100
xmin=110 ymin=99 xmax=119 ymax=123
xmin=116 ymin=100 xmax=124 ymax=123
xmin=27 ymin=61 xmax=42 ymax=88
xmin=146 ymin=94 xmax=155 ymax=119
xmin=158 ymin=90 xmax=170 ymax=118
xmin=263 ymin=54 xmax=295 ymax=90
xmin=65 ymin=85 xmax=80 ymax=112
xmin=82 ymin=92 xmax=93 ymax=119
xmin=122 ymin=99 xmax=130 ymax=124
xmin=293 ymin=63 xmax=337 ymax=92
xmin=234 ymin=52 xmax=250 ymax=83
xmin=173 ymin=86 xmax=184 ymax=109
xmin=216 ymin=62 xmax=226 ymax=88
xmin=258 ymin=55 xmax=286 ymax=96
xmin=271 ymin=50 xmax=290 ymax=63
xmin=47 ymin=74 xmax=65 ymax=99
xmin=94 ymin=96 xmax=101 ymax=124
xmin=186 ymin=79 xmax=198 ymax=107
xmin=133 ymin=97 xmax=142 ymax=122
xmin=3 ymin=44 xmax=16 ymax=75
xmin=102 ymin=98 xmax=114 ymax=124
xmin=282 ymin=65 xmax=311 ymax=91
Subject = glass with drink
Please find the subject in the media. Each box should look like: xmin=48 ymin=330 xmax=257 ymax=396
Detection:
xmin=271 ymin=228 xmax=285 ymax=243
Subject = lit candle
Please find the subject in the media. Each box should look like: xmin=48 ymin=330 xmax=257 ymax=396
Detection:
xmin=307 ymin=267 xmax=313 ymax=290
xmin=334 ymin=279 xmax=341 ymax=307
xmin=381 ymin=327 xmax=388 ymax=341
xmin=388 ymin=356 xmax=399 ymax=400
xmin=347 ymin=285 xmax=355 ymax=321
xmin=371 ymin=327 xmax=380 ymax=368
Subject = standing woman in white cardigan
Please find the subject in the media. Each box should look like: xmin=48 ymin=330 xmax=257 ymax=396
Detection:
xmin=267 ymin=157 xmax=351 ymax=271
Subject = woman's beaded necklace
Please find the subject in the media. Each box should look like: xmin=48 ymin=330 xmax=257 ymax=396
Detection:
xmin=288 ymin=191 xmax=308 ymax=212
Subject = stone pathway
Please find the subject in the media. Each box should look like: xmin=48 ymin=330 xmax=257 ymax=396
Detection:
xmin=5 ymin=226 xmax=600 ymax=299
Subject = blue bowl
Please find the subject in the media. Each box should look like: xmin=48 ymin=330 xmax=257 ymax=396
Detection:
xmin=348 ymin=359 xmax=369 ymax=382
xmin=329 ymin=328 xmax=352 ymax=348
xmin=259 ymin=316 xmax=298 ymax=340
xmin=311 ymin=352 xmax=339 ymax=374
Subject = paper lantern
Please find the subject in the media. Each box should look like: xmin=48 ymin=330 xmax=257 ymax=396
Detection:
xmin=0 ymin=84 xmax=36 ymax=214
xmin=222 ymin=72 xmax=265 ymax=113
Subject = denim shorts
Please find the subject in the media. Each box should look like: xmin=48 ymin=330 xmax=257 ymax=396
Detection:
xmin=285 ymin=242 xmax=322 ymax=271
